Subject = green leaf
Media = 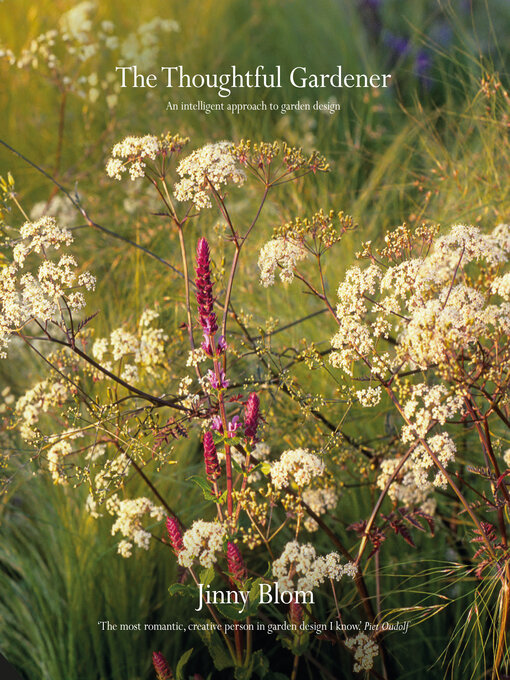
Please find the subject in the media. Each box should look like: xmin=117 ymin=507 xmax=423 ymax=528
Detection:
xmin=234 ymin=650 xmax=269 ymax=680
xmin=214 ymin=578 xmax=265 ymax=620
xmin=175 ymin=648 xmax=193 ymax=680
xmin=259 ymin=461 xmax=271 ymax=476
xmin=168 ymin=582 xmax=196 ymax=599
xmin=231 ymin=456 xmax=244 ymax=474
xmin=198 ymin=566 xmax=215 ymax=588
xmin=279 ymin=630 xmax=310 ymax=656
xmin=194 ymin=620 xmax=234 ymax=671
xmin=188 ymin=475 xmax=219 ymax=502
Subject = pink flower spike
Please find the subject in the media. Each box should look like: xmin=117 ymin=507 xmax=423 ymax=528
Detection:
xmin=227 ymin=541 xmax=247 ymax=582
xmin=195 ymin=238 xmax=218 ymax=337
xmin=165 ymin=516 xmax=183 ymax=555
xmin=204 ymin=431 xmax=221 ymax=481
xmin=244 ymin=393 xmax=260 ymax=441
xmin=152 ymin=651 xmax=173 ymax=680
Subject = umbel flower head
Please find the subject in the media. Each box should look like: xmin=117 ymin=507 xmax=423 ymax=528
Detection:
xmin=195 ymin=237 xmax=218 ymax=346
xmin=152 ymin=651 xmax=173 ymax=680
xmin=203 ymin=431 xmax=221 ymax=481
xmin=174 ymin=141 xmax=245 ymax=210
xmin=227 ymin=541 xmax=247 ymax=582
xmin=165 ymin=516 xmax=183 ymax=555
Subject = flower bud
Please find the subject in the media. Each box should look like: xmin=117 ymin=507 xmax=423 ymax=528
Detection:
xmin=152 ymin=651 xmax=173 ymax=680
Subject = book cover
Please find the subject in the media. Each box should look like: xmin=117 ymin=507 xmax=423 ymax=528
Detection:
xmin=0 ymin=1 xmax=509 ymax=679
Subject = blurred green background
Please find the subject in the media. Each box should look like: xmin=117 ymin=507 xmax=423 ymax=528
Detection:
xmin=0 ymin=1 xmax=509 ymax=678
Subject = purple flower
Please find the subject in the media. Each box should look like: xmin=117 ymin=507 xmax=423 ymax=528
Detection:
xmin=217 ymin=335 xmax=227 ymax=354
xmin=384 ymin=32 xmax=410 ymax=57
xmin=206 ymin=369 xmax=229 ymax=390
xmin=415 ymin=49 xmax=433 ymax=88
xmin=203 ymin=431 xmax=221 ymax=481
xmin=227 ymin=416 xmax=241 ymax=437
xmin=210 ymin=415 xmax=223 ymax=433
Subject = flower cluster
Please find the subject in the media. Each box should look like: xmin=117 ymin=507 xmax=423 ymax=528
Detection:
xmin=1 ymin=4 xmax=180 ymax=110
xmin=302 ymin=487 xmax=338 ymax=531
xmin=400 ymin=384 xmax=463 ymax=444
xmin=106 ymin=133 xmax=188 ymax=181
xmin=345 ymin=632 xmax=379 ymax=673
xmin=270 ymin=448 xmax=324 ymax=490
xmin=110 ymin=497 xmax=165 ymax=558
xmin=272 ymin=209 xmax=357 ymax=253
xmin=272 ymin=541 xmax=357 ymax=591
xmin=15 ymin=379 xmax=71 ymax=442
xmin=174 ymin=142 xmax=245 ymax=210
xmin=85 ymin=453 xmax=132 ymax=517
xmin=0 ymin=216 xmax=95 ymax=357
xmin=377 ymin=459 xmax=436 ymax=514
xmin=258 ymin=238 xmax=308 ymax=287
xmin=177 ymin=520 xmax=226 ymax=568
xmin=46 ymin=429 xmax=84 ymax=485
xmin=231 ymin=139 xmax=329 ymax=175
xmin=243 ymin=393 xmax=260 ymax=441
xmin=166 ymin=516 xmax=184 ymax=555
xmin=203 ymin=431 xmax=221 ymax=481
xmin=331 ymin=223 xmax=510 ymax=379
xmin=92 ymin=309 xmax=168 ymax=383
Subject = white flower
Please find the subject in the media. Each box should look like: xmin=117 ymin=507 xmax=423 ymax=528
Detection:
xmin=302 ymin=487 xmax=338 ymax=531
xmin=272 ymin=541 xmax=356 ymax=592
xmin=106 ymin=135 xmax=162 ymax=180
xmin=345 ymin=633 xmax=379 ymax=672
xmin=356 ymin=386 xmax=382 ymax=408
xmin=258 ymin=238 xmax=308 ymax=287
xmin=174 ymin=142 xmax=245 ymax=210
xmin=177 ymin=520 xmax=226 ymax=568
xmin=270 ymin=448 xmax=324 ymax=489
xmin=111 ymin=497 xmax=165 ymax=557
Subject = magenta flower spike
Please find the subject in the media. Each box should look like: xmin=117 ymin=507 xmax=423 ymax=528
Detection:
xmin=165 ymin=516 xmax=183 ymax=555
xmin=244 ymin=393 xmax=260 ymax=440
xmin=195 ymin=238 xmax=218 ymax=343
xmin=152 ymin=651 xmax=173 ymax=680
xmin=203 ymin=431 xmax=221 ymax=481
xmin=227 ymin=541 xmax=247 ymax=582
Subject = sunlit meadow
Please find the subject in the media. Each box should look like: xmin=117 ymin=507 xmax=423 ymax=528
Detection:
xmin=0 ymin=1 xmax=509 ymax=679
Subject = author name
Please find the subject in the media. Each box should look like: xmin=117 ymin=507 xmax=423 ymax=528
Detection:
xmin=196 ymin=582 xmax=314 ymax=613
